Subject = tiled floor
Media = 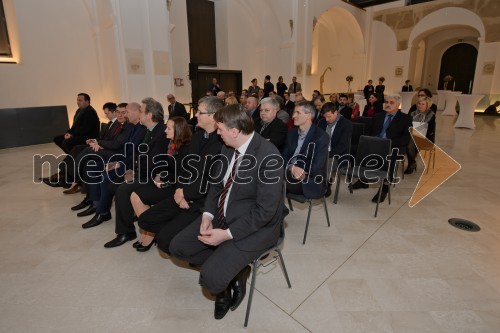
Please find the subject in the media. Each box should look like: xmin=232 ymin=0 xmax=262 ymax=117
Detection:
xmin=1 ymin=113 xmax=500 ymax=332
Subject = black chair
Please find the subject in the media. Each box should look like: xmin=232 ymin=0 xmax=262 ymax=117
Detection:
xmin=286 ymin=192 xmax=330 ymax=244
xmin=244 ymin=209 xmax=291 ymax=327
xmin=333 ymin=135 xmax=392 ymax=217
xmin=356 ymin=116 xmax=373 ymax=135
xmin=349 ymin=122 xmax=365 ymax=156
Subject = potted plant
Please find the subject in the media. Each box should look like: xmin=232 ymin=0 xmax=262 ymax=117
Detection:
xmin=346 ymin=75 xmax=354 ymax=92
xmin=443 ymin=75 xmax=453 ymax=90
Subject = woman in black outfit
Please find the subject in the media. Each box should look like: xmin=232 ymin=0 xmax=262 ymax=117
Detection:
xmin=361 ymin=93 xmax=384 ymax=117
xmin=375 ymin=77 xmax=385 ymax=103
xmin=129 ymin=117 xmax=192 ymax=250
xmin=276 ymin=76 xmax=287 ymax=97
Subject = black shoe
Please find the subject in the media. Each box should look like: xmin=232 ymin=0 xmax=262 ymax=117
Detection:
xmin=352 ymin=180 xmax=369 ymax=190
xmin=77 ymin=206 xmax=96 ymax=217
xmin=371 ymin=190 xmax=387 ymax=203
xmin=82 ymin=213 xmax=112 ymax=229
xmin=136 ymin=239 xmax=156 ymax=252
xmin=71 ymin=198 xmax=91 ymax=211
xmin=230 ymin=266 xmax=251 ymax=311
xmin=104 ymin=232 xmax=137 ymax=248
xmin=214 ymin=287 xmax=232 ymax=320
xmin=404 ymin=164 xmax=417 ymax=174
xmin=132 ymin=241 xmax=141 ymax=249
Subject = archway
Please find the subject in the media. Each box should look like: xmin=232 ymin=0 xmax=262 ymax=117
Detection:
xmin=438 ymin=43 xmax=477 ymax=93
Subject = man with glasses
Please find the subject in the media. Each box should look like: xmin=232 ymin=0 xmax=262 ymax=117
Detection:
xmin=352 ymin=94 xmax=412 ymax=203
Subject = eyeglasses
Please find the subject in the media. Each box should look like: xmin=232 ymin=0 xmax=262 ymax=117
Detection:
xmin=196 ymin=110 xmax=212 ymax=115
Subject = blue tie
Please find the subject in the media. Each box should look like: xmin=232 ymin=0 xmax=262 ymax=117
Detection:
xmin=380 ymin=114 xmax=393 ymax=138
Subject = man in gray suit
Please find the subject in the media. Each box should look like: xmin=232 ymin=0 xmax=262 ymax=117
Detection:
xmin=169 ymin=104 xmax=286 ymax=320
xmin=288 ymin=76 xmax=302 ymax=93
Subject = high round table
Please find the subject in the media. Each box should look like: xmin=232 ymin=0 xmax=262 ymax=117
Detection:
xmin=436 ymin=90 xmax=447 ymax=110
xmin=441 ymin=91 xmax=462 ymax=116
xmin=400 ymin=91 xmax=416 ymax=113
xmin=454 ymin=94 xmax=484 ymax=129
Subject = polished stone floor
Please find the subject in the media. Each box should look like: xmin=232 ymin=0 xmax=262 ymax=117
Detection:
xmin=1 ymin=113 xmax=500 ymax=332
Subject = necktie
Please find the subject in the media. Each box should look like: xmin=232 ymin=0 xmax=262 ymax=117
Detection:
xmin=111 ymin=122 xmax=123 ymax=137
xmin=326 ymin=123 xmax=335 ymax=138
xmin=102 ymin=121 xmax=113 ymax=138
xmin=380 ymin=114 xmax=393 ymax=138
xmin=260 ymin=121 xmax=268 ymax=134
xmin=216 ymin=150 xmax=240 ymax=229
xmin=141 ymin=129 xmax=152 ymax=143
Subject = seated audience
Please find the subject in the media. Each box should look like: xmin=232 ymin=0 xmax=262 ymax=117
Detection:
xmin=283 ymin=92 xmax=295 ymax=115
xmin=337 ymin=94 xmax=353 ymax=120
xmin=137 ymin=96 xmax=224 ymax=253
xmin=282 ymin=100 xmax=329 ymax=198
xmin=272 ymin=95 xmax=290 ymax=124
xmin=313 ymin=96 xmax=325 ymax=124
xmin=245 ymin=96 xmax=260 ymax=121
xmin=254 ymin=97 xmax=288 ymax=151
xmin=224 ymin=96 xmax=238 ymax=105
xmin=167 ymin=94 xmax=190 ymax=121
xmin=169 ymin=104 xmax=286 ymax=320
xmin=405 ymin=96 xmax=436 ymax=174
xmin=348 ymin=97 xmax=360 ymax=121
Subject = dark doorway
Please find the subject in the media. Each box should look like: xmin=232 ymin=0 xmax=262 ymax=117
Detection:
xmin=191 ymin=69 xmax=242 ymax=105
xmin=438 ymin=43 xmax=477 ymax=93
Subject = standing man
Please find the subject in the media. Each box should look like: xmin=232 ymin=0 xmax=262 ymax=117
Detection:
xmin=352 ymin=94 xmax=412 ymax=203
xmin=169 ymin=104 xmax=286 ymax=320
xmin=402 ymin=80 xmax=413 ymax=92
xmin=263 ymin=75 xmax=274 ymax=98
xmin=288 ymin=76 xmax=302 ymax=94
xmin=53 ymin=93 xmax=100 ymax=154
xmin=167 ymin=94 xmax=189 ymax=121
xmin=208 ymin=77 xmax=221 ymax=96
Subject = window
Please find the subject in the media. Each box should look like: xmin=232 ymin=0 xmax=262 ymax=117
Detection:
xmin=0 ymin=0 xmax=12 ymax=58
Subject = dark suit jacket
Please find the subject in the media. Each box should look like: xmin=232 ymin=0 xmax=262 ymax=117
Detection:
xmin=402 ymin=85 xmax=413 ymax=92
xmin=338 ymin=105 xmax=353 ymax=120
xmin=177 ymin=130 xmax=223 ymax=206
xmin=263 ymin=81 xmax=274 ymax=97
xmin=318 ymin=116 xmax=353 ymax=158
xmin=282 ymin=124 xmax=329 ymax=199
xmin=370 ymin=110 xmax=412 ymax=152
xmin=67 ymin=105 xmax=100 ymax=141
xmin=254 ymin=117 xmax=288 ymax=152
xmin=284 ymin=100 xmax=295 ymax=115
xmin=363 ymin=84 xmax=374 ymax=100
xmin=204 ymin=134 xmax=285 ymax=252
xmin=168 ymin=102 xmax=189 ymax=121
xmin=135 ymin=122 xmax=169 ymax=181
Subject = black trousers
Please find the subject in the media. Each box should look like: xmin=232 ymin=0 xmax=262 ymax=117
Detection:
xmin=285 ymin=169 xmax=304 ymax=195
xmin=53 ymin=135 xmax=85 ymax=154
xmin=138 ymin=197 xmax=202 ymax=254
xmin=169 ymin=217 xmax=261 ymax=294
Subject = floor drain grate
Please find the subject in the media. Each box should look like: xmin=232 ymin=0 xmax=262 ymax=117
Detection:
xmin=448 ymin=218 xmax=480 ymax=232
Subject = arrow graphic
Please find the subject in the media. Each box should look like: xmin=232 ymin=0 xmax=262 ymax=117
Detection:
xmin=408 ymin=128 xmax=461 ymax=207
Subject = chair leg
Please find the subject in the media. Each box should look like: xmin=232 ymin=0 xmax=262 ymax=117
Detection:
xmin=333 ymin=173 xmax=341 ymax=204
xmin=432 ymin=148 xmax=436 ymax=168
xmin=374 ymin=182 xmax=383 ymax=218
xmin=302 ymin=201 xmax=313 ymax=244
xmin=244 ymin=261 xmax=259 ymax=328
xmin=287 ymin=197 xmax=293 ymax=211
xmin=322 ymin=197 xmax=330 ymax=227
xmin=387 ymin=181 xmax=391 ymax=205
xmin=275 ymin=248 xmax=292 ymax=288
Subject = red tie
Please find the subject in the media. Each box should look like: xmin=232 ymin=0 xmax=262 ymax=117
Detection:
xmin=111 ymin=122 xmax=123 ymax=137
xmin=216 ymin=150 xmax=240 ymax=229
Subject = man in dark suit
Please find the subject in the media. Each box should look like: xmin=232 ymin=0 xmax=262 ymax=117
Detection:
xmin=313 ymin=96 xmax=325 ymax=124
xmin=136 ymin=96 xmax=224 ymax=253
xmin=283 ymin=92 xmax=295 ymax=116
xmin=245 ymin=96 xmax=260 ymax=122
xmin=254 ymin=97 xmax=288 ymax=152
xmin=402 ymin=80 xmax=413 ymax=92
xmin=167 ymin=94 xmax=189 ymax=121
xmin=317 ymin=102 xmax=353 ymax=195
xmin=78 ymin=102 xmax=147 ymax=227
xmin=337 ymin=94 xmax=353 ymax=120
xmin=282 ymin=100 xmax=329 ymax=199
xmin=53 ymin=93 xmax=100 ymax=154
xmin=169 ymin=104 xmax=286 ymax=320
xmin=263 ymin=75 xmax=274 ymax=98
xmin=102 ymin=97 xmax=169 ymax=246
xmin=353 ymin=94 xmax=412 ymax=202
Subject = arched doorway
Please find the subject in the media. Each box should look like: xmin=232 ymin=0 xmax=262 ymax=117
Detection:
xmin=438 ymin=43 xmax=477 ymax=93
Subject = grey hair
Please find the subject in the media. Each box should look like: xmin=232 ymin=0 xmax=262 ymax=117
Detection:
xmin=141 ymin=97 xmax=164 ymax=123
xmin=386 ymin=94 xmax=401 ymax=104
xmin=198 ymin=96 xmax=224 ymax=114
xmin=295 ymin=100 xmax=316 ymax=118
xmin=260 ymin=97 xmax=280 ymax=110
